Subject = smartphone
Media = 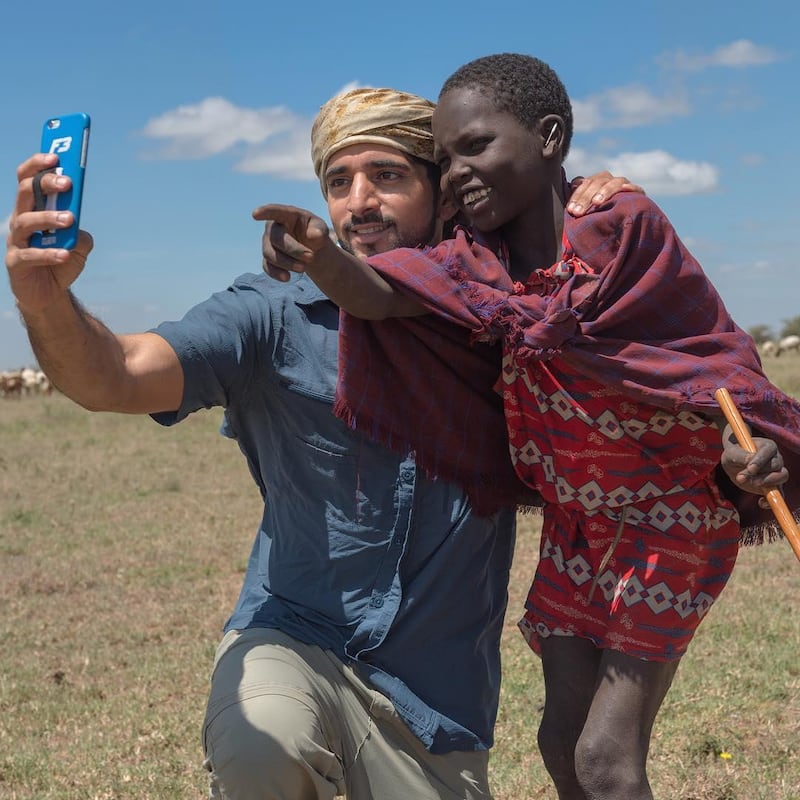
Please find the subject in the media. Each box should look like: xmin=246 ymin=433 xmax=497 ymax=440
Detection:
xmin=31 ymin=112 xmax=91 ymax=249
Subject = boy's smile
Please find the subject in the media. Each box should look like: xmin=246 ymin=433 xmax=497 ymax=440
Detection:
xmin=433 ymin=86 xmax=548 ymax=236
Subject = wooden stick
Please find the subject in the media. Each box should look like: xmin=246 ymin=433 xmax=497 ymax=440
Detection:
xmin=714 ymin=387 xmax=800 ymax=561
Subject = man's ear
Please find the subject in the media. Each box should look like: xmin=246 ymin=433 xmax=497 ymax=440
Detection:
xmin=437 ymin=189 xmax=459 ymax=222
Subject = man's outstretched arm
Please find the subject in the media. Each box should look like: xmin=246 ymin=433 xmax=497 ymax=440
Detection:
xmin=6 ymin=153 xmax=183 ymax=413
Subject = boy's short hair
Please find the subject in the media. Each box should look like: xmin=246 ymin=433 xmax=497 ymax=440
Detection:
xmin=439 ymin=53 xmax=574 ymax=159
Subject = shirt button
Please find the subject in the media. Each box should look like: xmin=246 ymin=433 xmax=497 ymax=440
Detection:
xmin=370 ymin=594 xmax=384 ymax=608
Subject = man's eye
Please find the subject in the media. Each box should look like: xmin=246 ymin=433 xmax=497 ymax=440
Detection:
xmin=327 ymin=178 xmax=348 ymax=190
xmin=377 ymin=171 xmax=401 ymax=181
xmin=437 ymin=157 xmax=451 ymax=173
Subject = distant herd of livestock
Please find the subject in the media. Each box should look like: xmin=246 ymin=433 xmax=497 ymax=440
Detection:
xmin=759 ymin=334 xmax=800 ymax=358
xmin=0 ymin=367 xmax=53 ymax=398
xmin=1 ymin=335 xmax=799 ymax=400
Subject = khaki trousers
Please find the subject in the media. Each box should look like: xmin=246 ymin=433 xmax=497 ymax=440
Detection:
xmin=202 ymin=628 xmax=492 ymax=800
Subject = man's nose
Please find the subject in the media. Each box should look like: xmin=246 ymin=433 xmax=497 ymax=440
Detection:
xmin=346 ymin=174 xmax=380 ymax=215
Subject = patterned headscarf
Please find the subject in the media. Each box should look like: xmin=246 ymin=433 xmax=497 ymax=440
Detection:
xmin=311 ymin=87 xmax=436 ymax=197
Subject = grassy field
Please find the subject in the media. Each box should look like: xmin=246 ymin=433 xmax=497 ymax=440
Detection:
xmin=1 ymin=358 xmax=799 ymax=799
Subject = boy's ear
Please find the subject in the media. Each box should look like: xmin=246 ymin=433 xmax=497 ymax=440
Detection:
xmin=540 ymin=114 xmax=564 ymax=158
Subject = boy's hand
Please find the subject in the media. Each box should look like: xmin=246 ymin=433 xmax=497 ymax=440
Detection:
xmin=567 ymin=171 xmax=644 ymax=217
xmin=720 ymin=424 xmax=788 ymax=509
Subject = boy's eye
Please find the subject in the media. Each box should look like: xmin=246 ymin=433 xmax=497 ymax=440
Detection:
xmin=327 ymin=177 xmax=349 ymax=190
xmin=469 ymin=137 xmax=492 ymax=154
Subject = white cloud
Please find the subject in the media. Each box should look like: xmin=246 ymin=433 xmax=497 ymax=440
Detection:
xmin=234 ymin=81 xmax=368 ymax=179
xmin=567 ymin=148 xmax=719 ymax=196
xmin=573 ymin=85 xmax=690 ymax=132
xmin=234 ymin=127 xmax=315 ymax=180
xmin=140 ymin=96 xmax=307 ymax=159
xmin=1 ymin=214 xmax=10 ymax=236
xmin=659 ymin=39 xmax=780 ymax=72
xmin=233 ymin=81 xmax=367 ymax=180
xmin=140 ymin=94 xmax=382 ymax=181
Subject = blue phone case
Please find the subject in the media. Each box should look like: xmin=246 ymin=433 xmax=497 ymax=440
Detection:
xmin=31 ymin=112 xmax=91 ymax=249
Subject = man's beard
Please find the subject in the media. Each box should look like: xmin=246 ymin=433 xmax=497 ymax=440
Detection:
xmin=339 ymin=212 xmax=438 ymax=258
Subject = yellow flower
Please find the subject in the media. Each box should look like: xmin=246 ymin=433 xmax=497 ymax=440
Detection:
xmin=719 ymin=751 xmax=733 ymax=761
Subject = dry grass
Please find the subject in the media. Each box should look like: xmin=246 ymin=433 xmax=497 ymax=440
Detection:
xmin=1 ymin=403 xmax=257 ymax=799
xmin=1 ymin=354 xmax=799 ymax=799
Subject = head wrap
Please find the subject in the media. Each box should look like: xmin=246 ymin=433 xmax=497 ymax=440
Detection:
xmin=311 ymin=87 xmax=436 ymax=197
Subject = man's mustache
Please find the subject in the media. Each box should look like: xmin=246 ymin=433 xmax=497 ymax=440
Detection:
xmin=343 ymin=213 xmax=393 ymax=232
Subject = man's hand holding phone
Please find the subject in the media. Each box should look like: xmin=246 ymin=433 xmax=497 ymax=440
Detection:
xmin=4 ymin=113 xmax=92 ymax=315
xmin=6 ymin=152 xmax=94 ymax=317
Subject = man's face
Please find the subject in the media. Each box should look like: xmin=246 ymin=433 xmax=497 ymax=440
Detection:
xmin=324 ymin=144 xmax=441 ymax=259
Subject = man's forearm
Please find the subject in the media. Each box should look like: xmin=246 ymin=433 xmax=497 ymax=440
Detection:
xmin=19 ymin=291 xmax=132 ymax=411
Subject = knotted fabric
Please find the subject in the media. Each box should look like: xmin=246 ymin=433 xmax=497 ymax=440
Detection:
xmin=311 ymin=88 xmax=436 ymax=196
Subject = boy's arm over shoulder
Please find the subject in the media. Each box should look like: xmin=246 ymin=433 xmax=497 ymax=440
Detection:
xmin=566 ymin=189 xmax=684 ymax=277
xmin=566 ymin=171 xmax=645 ymax=217
xmin=573 ymin=190 xmax=664 ymax=234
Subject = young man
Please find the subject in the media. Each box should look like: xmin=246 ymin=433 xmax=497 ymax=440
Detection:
xmin=6 ymin=86 xmax=639 ymax=800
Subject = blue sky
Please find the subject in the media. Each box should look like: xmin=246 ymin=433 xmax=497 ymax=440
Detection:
xmin=2 ymin=1 xmax=798 ymax=368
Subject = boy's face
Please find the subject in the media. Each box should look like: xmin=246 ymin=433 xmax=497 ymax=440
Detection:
xmin=432 ymin=87 xmax=545 ymax=234
xmin=324 ymin=144 xmax=445 ymax=259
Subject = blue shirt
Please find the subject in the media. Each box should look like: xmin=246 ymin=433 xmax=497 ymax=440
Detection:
xmin=151 ymin=273 xmax=516 ymax=753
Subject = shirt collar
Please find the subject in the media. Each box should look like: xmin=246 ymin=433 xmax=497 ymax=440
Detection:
xmin=293 ymin=274 xmax=335 ymax=308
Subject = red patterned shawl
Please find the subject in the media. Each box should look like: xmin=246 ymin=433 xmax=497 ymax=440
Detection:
xmin=335 ymin=192 xmax=800 ymax=539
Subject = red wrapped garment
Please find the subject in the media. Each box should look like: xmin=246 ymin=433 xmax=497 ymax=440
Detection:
xmin=336 ymin=189 xmax=800 ymax=543
xmin=508 ymin=351 xmax=740 ymax=659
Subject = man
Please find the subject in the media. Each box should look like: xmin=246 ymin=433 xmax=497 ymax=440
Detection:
xmin=6 ymin=87 xmax=636 ymax=800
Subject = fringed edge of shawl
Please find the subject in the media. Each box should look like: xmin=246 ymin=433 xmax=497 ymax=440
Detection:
xmin=516 ymin=503 xmax=545 ymax=517
xmin=739 ymin=511 xmax=800 ymax=548
xmin=440 ymin=260 xmax=513 ymax=340
xmin=333 ymin=396 xmax=542 ymax=518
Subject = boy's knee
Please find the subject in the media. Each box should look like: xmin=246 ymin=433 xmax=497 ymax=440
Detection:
xmin=537 ymin=716 xmax=579 ymax=785
xmin=574 ymin=730 xmax=646 ymax=798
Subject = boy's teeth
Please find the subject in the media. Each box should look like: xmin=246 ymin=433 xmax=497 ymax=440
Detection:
xmin=464 ymin=189 xmax=490 ymax=205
